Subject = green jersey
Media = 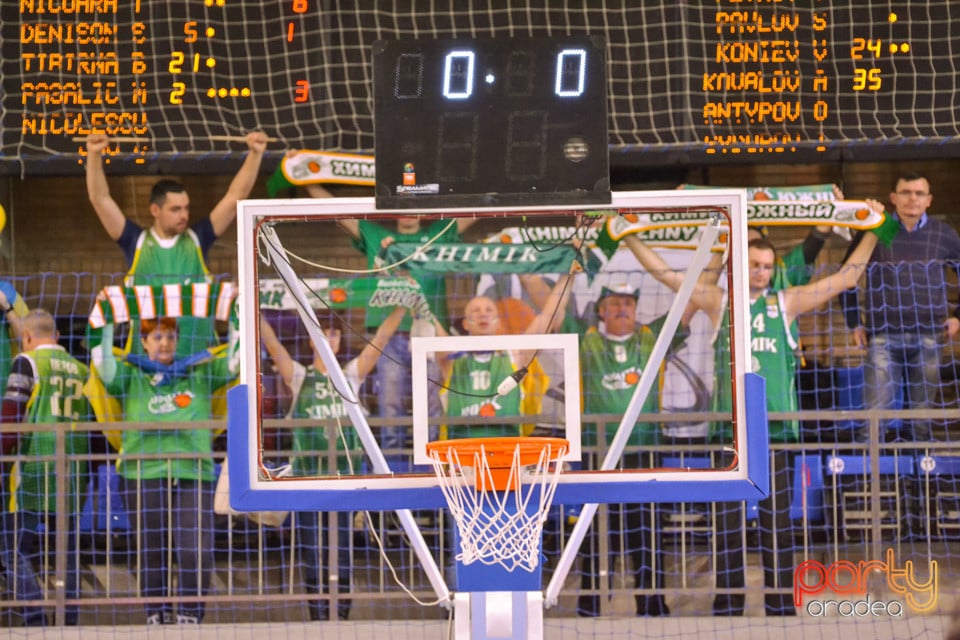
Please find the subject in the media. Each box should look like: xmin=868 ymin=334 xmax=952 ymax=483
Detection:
xmin=8 ymin=345 xmax=90 ymax=513
xmin=580 ymin=321 xmax=667 ymax=447
xmin=107 ymin=354 xmax=234 ymax=481
xmin=286 ymin=360 xmax=364 ymax=476
xmin=442 ymin=352 xmax=521 ymax=439
xmin=124 ymin=227 xmax=214 ymax=356
xmin=712 ymin=291 xmax=799 ymax=443
xmin=353 ymin=219 xmax=460 ymax=330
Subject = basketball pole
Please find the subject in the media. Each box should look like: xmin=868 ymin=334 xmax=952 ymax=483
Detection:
xmin=544 ymin=217 xmax=723 ymax=608
xmin=258 ymin=223 xmax=452 ymax=604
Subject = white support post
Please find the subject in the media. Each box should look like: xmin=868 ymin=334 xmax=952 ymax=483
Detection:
xmin=454 ymin=591 xmax=543 ymax=640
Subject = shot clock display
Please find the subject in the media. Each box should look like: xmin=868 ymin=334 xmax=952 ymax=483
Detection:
xmin=372 ymin=36 xmax=610 ymax=209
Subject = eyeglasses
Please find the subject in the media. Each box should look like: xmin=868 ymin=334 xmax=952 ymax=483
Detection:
xmin=896 ymin=190 xmax=930 ymax=197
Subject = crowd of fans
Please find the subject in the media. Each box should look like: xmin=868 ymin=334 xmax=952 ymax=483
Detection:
xmin=1 ymin=140 xmax=957 ymax=626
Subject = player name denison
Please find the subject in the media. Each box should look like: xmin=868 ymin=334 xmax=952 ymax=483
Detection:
xmin=407 ymin=244 xmax=539 ymax=264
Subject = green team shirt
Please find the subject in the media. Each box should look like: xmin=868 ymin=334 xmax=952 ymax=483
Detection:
xmin=580 ymin=318 xmax=671 ymax=447
xmin=353 ymin=219 xmax=461 ymax=330
xmin=443 ymin=352 xmax=521 ymax=439
xmin=124 ymin=227 xmax=214 ymax=356
xmin=712 ymin=290 xmax=799 ymax=443
xmin=287 ymin=360 xmax=364 ymax=476
xmin=9 ymin=345 xmax=90 ymax=513
xmin=107 ymin=355 xmax=234 ymax=481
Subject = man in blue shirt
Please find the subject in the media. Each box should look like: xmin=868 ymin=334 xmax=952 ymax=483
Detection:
xmin=842 ymin=172 xmax=960 ymax=443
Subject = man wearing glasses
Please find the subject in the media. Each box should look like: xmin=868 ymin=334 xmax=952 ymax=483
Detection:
xmin=842 ymin=172 xmax=960 ymax=445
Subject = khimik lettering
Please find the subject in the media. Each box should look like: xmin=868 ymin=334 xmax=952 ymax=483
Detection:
xmin=306 ymin=403 xmax=348 ymax=420
xmin=751 ymin=336 xmax=778 ymax=353
xmin=650 ymin=212 xmax=712 ymax=222
xmin=331 ymin=160 xmax=375 ymax=178
xmin=20 ymin=0 xmax=118 ymax=13
xmin=471 ymin=246 xmax=539 ymax=263
xmin=715 ymin=40 xmax=799 ymax=63
xmin=511 ymin=226 xmax=579 ymax=242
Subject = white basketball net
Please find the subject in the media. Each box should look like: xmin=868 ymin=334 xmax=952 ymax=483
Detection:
xmin=427 ymin=439 xmax=567 ymax=573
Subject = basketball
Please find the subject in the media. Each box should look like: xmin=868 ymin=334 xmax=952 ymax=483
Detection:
xmin=496 ymin=296 xmax=537 ymax=334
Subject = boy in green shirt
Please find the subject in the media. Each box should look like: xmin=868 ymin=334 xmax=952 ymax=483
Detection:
xmin=260 ymin=304 xmax=408 ymax=620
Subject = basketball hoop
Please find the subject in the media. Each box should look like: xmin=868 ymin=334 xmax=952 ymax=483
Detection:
xmin=426 ymin=436 xmax=568 ymax=572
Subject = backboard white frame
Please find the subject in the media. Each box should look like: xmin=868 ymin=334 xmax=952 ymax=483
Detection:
xmin=229 ymin=188 xmax=763 ymax=512
xmin=411 ymin=332 xmax=582 ymax=466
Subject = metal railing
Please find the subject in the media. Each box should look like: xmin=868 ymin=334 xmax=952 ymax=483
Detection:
xmin=0 ymin=408 xmax=953 ymax=625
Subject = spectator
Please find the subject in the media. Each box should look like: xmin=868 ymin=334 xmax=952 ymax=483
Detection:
xmin=577 ymin=282 xmax=685 ymax=618
xmin=842 ymin=172 xmax=960 ymax=443
xmin=259 ymin=303 xmax=409 ymax=621
xmin=477 ymin=269 xmax=588 ymax=435
xmin=749 ymin=224 xmax=833 ymax=289
xmin=757 ymin=184 xmax=847 ymax=289
xmin=622 ymin=208 xmax=887 ymax=615
xmin=92 ymin=315 xmax=239 ymax=624
xmin=435 ymin=270 xmax=575 ymax=440
xmin=334 ymin=207 xmax=476 ymax=471
xmin=682 ymin=184 xmax=844 ymax=294
xmin=0 ymin=281 xmax=26 ymax=610
xmin=1 ymin=309 xmax=90 ymax=627
xmin=85 ymin=132 xmax=268 ymax=356
xmin=674 ymin=192 xmax=841 ymax=443
xmin=431 ymin=266 xmax=575 ymax=589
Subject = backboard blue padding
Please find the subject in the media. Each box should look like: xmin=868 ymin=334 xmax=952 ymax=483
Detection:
xmin=228 ymin=373 xmax=769 ymax=511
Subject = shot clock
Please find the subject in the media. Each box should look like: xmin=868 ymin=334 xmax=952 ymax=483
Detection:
xmin=372 ymin=36 xmax=611 ymax=209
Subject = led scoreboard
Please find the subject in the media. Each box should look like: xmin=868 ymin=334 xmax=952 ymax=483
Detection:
xmin=372 ymin=36 xmax=610 ymax=209
xmin=2 ymin=2 xmax=960 ymax=176
xmin=3 ymin=0 xmax=329 ymax=174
